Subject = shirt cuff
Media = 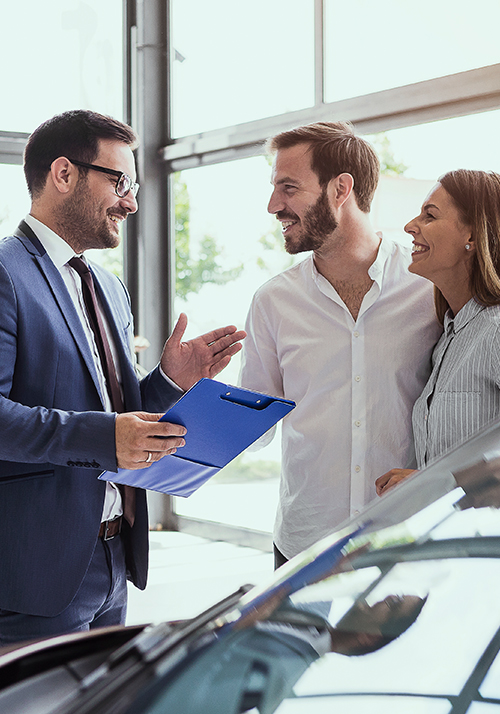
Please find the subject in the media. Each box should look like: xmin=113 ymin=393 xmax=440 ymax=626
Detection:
xmin=158 ymin=365 xmax=185 ymax=394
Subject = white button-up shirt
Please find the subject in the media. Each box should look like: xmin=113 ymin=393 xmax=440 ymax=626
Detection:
xmin=239 ymin=235 xmax=442 ymax=559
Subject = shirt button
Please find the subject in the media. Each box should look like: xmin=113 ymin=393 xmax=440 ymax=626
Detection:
xmin=353 ymin=331 xmax=360 ymax=338
xmin=355 ymin=375 xmax=361 ymax=382
xmin=355 ymin=420 xmax=361 ymax=427
xmin=355 ymin=465 xmax=361 ymax=473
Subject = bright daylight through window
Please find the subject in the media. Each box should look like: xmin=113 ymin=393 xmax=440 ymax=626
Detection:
xmin=1 ymin=0 xmax=500 ymax=536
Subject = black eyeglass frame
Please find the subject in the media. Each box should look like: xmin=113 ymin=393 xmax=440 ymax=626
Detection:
xmin=68 ymin=159 xmax=139 ymax=198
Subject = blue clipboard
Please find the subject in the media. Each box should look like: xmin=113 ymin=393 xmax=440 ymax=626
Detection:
xmin=99 ymin=379 xmax=295 ymax=497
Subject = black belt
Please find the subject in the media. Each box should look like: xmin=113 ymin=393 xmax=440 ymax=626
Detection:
xmin=98 ymin=516 xmax=122 ymax=541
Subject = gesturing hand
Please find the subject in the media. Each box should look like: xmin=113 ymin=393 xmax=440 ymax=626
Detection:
xmin=160 ymin=312 xmax=246 ymax=391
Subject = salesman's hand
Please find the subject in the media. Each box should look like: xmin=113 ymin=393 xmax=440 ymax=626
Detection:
xmin=160 ymin=312 xmax=246 ymax=391
xmin=375 ymin=468 xmax=417 ymax=496
xmin=115 ymin=412 xmax=186 ymax=470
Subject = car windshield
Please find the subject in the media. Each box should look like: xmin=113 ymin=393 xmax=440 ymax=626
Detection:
xmin=127 ymin=420 xmax=500 ymax=714
xmin=30 ymin=420 xmax=500 ymax=714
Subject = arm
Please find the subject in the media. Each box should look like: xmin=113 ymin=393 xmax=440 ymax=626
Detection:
xmin=238 ymin=295 xmax=284 ymax=450
xmin=0 ymin=258 xmax=186 ymax=473
xmin=0 ymin=258 xmax=119 ymax=469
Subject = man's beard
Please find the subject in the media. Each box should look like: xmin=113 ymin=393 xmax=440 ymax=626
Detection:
xmin=54 ymin=179 xmax=121 ymax=253
xmin=283 ymin=188 xmax=338 ymax=255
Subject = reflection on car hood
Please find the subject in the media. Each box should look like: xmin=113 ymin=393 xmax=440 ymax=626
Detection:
xmin=235 ymin=416 xmax=500 ymax=622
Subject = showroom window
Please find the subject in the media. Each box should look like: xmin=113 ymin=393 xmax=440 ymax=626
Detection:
xmin=0 ymin=0 xmax=125 ymax=274
xmin=171 ymin=0 xmax=315 ymax=137
xmin=1 ymin=0 xmax=500 ymax=540
xmin=324 ymin=0 xmax=500 ymax=102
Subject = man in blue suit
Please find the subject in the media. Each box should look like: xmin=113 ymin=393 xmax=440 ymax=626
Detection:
xmin=0 ymin=110 xmax=245 ymax=645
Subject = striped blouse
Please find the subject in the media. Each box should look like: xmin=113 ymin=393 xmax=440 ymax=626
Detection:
xmin=413 ymin=298 xmax=500 ymax=468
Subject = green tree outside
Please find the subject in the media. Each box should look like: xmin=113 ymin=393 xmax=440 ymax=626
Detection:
xmin=174 ymin=172 xmax=243 ymax=300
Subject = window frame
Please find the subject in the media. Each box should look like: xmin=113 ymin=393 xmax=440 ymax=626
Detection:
xmin=1 ymin=0 xmax=500 ymax=540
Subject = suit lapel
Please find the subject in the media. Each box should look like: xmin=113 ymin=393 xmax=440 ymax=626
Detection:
xmin=15 ymin=223 xmax=107 ymax=407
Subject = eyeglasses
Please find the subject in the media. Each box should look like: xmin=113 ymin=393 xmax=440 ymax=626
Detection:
xmin=68 ymin=159 xmax=139 ymax=198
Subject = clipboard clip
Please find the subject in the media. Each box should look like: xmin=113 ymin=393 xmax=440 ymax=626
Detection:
xmin=219 ymin=388 xmax=274 ymax=410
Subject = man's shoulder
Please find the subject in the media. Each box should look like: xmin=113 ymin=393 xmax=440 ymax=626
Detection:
xmin=0 ymin=234 xmax=33 ymax=268
xmin=0 ymin=233 xmax=23 ymax=250
xmin=253 ymin=257 xmax=311 ymax=299
xmin=381 ymin=235 xmax=412 ymax=264
xmin=382 ymin=238 xmax=432 ymax=291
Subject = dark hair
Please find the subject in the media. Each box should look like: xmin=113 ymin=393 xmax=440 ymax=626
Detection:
xmin=24 ymin=109 xmax=138 ymax=198
xmin=434 ymin=169 xmax=500 ymax=323
xmin=337 ymin=595 xmax=427 ymax=657
xmin=266 ymin=121 xmax=380 ymax=213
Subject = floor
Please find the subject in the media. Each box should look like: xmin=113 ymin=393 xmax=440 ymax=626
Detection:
xmin=126 ymin=530 xmax=274 ymax=626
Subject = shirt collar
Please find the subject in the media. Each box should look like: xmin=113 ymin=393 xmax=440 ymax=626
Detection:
xmin=367 ymin=232 xmax=390 ymax=286
xmin=24 ymin=214 xmax=78 ymax=271
xmin=311 ymin=232 xmax=389 ymax=279
xmin=310 ymin=232 xmax=389 ymax=302
xmin=444 ymin=297 xmax=486 ymax=335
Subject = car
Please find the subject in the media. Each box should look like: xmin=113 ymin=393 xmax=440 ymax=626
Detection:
xmin=3 ymin=419 xmax=500 ymax=714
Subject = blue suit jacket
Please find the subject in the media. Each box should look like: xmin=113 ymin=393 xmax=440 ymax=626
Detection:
xmin=0 ymin=224 xmax=180 ymax=617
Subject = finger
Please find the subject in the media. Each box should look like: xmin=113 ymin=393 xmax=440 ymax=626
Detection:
xmin=141 ymin=420 xmax=187 ymax=439
xmin=380 ymin=479 xmax=398 ymax=494
xmin=169 ymin=312 xmax=188 ymax=346
xmin=209 ymin=355 xmax=231 ymax=378
xmin=380 ymin=473 xmax=410 ymax=494
xmin=208 ymin=346 xmax=245 ymax=377
xmin=147 ymin=435 xmax=186 ymax=453
xmin=210 ymin=334 xmax=246 ymax=359
xmin=130 ymin=413 xmax=188 ymax=439
xmin=375 ymin=475 xmax=392 ymax=496
xmin=141 ymin=445 xmax=178 ymax=466
xmin=134 ymin=412 xmax=170 ymax=422
xmin=203 ymin=324 xmax=240 ymax=346
xmin=376 ymin=481 xmax=388 ymax=496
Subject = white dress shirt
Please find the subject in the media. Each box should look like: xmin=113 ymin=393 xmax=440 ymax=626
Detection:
xmin=239 ymin=235 xmax=442 ymax=559
xmin=24 ymin=215 xmax=123 ymax=521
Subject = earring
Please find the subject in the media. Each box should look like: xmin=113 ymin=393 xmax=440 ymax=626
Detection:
xmin=465 ymin=244 xmax=471 ymax=250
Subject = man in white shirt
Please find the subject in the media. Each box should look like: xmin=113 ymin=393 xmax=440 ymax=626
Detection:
xmin=239 ymin=121 xmax=441 ymax=566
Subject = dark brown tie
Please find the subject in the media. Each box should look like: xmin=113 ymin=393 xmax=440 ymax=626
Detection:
xmin=69 ymin=256 xmax=136 ymax=526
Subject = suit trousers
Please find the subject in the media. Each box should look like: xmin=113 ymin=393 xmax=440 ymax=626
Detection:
xmin=0 ymin=533 xmax=127 ymax=646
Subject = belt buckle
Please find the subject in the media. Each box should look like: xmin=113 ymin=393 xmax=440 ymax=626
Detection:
xmin=103 ymin=517 xmax=121 ymax=541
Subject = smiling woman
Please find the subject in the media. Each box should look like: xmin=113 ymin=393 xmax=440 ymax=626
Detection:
xmin=405 ymin=182 xmax=474 ymax=317
xmin=377 ymin=169 xmax=500 ymax=493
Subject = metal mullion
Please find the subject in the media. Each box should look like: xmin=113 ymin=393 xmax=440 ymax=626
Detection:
xmin=314 ymin=0 xmax=324 ymax=108
xmin=161 ymin=63 xmax=500 ymax=171
xmin=0 ymin=131 xmax=29 ymax=165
